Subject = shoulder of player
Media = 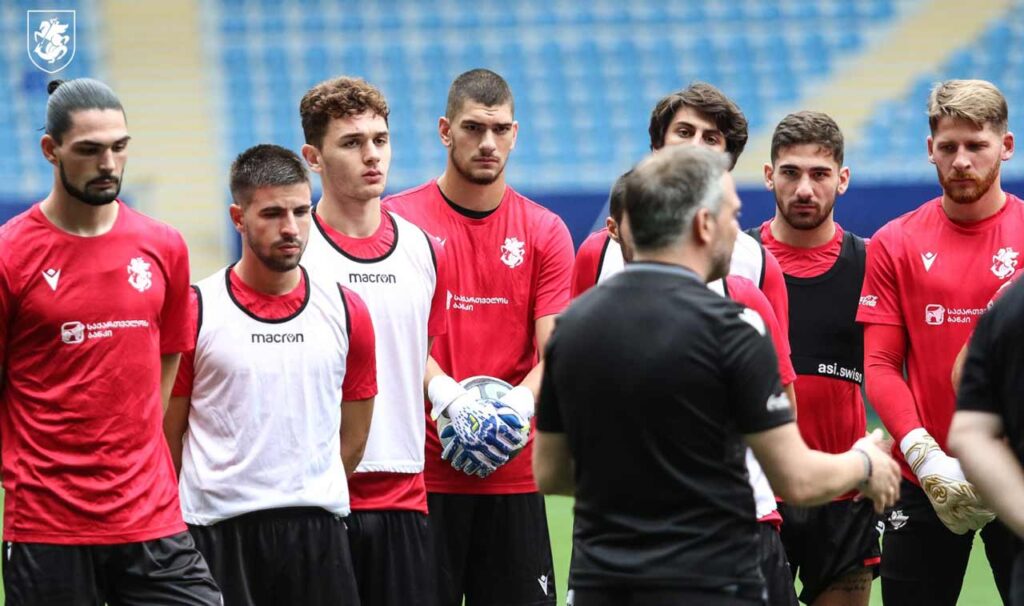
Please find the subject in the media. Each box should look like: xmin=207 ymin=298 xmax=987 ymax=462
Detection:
xmin=577 ymin=228 xmax=610 ymax=254
xmin=120 ymin=204 xmax=186 ymax=245
xmin=382 ymin=181 xmax=436 ymax=211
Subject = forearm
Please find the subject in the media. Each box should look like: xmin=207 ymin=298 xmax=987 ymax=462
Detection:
xmin=864 ymin=324 xmax=921 ymax=442
xmin=533 ymin=431 xmax=574 ymax=496
xmin=340 ymin=397 xmax=374 ymax=477
xmin=424 ymin=355 xmax=446 ymax=394
xmin=748 ymin=423 xmax=868 ymax=506
xmin=950 ymin=418 xmax=1024 ymax=536
xmin=163 ymin=396 xmax=190 ymax=475
xmin=160 ymin=353 xmax=181 ymax=412
xmin=517 ymin=360 xmax=544 ymax=402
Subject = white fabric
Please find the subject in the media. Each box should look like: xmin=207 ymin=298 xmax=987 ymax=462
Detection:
xmin=303 ymin=211 xmax=436 ymax=474
xmin=181 ymin=268 xmax=351 ymax=525
xmin=599 ymin=231 xmax=764 ymax=293
xmin=746 ymin=449 xmax=778 ymax=519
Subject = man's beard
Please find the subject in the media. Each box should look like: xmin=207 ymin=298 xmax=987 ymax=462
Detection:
xmin=938 ymin=162 xmax=1000 ymax=205
xmin=450 ymin=143 xmax=505 ymax=186
xmin=776 ymin=194 xmax=836 ymax=231
xmin=248 ymin=234 xmax=304 ymax=273
xmin=706 ymin=246 xmax=731 ymax=283
xmin=60 ymin=161 xmax=121 ymax=206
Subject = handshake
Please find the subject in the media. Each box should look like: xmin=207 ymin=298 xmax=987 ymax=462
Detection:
xmin=429 ymin=376 xmax=533 ymax=478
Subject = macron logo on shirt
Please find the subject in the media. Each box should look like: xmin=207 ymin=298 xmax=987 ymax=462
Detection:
xmin=921 ymin=252 xmax=937 ymax=272
xmin=42 ymin=268 xmax=61 ymax=291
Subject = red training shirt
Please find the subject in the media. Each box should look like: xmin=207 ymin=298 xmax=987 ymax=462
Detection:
xmin=386 ymin=181 xmax=574 ymax=494
xmin=0 ymin=202 xmax=191 ymax=544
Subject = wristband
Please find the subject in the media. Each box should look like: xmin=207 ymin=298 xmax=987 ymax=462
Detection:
xmin=428 ymin=375 xmax=467 ymax=420
xmin=500 ymin=385 xmax=536 ymax=421
xmin=852 ymin=447 xmax=873 ymax=486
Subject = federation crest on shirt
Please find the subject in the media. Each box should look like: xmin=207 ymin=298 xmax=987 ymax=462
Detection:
xmin=991 ymin=246 xmax=1019 ymax=280
xmin=26 ymin=10 xmax=75 ymax=74
xmin=127 ymin=257 xmax=153 ymax=292
xmin=500 ymin=237 xmax=526 ymax=268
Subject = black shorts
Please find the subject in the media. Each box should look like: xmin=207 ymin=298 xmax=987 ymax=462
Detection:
xmin=428 ymin=492 xmax=555 ymax=606
xmin=1012 ymin=549 xmax=1024 ymax=606
xmin=347 ymin=509 xmax=436 ymax=606
xmin=188 ymin=506 xmax=358 ymax=606
xmin=567 ymin=587 xmax=763 ymax=606
xmin=758 ymin=523 xmax=798 ymax=606
xmin=2 ymin=530 xmax=221 ymax=606
xmin=779 ymin=498 xmax=881 ymax=604
xmin=880 ymin=478 xmax=1015 ymax=606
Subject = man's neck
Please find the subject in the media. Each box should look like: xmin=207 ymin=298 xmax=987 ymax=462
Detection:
xmin=233 ymin=257 xmax=301 ymax=296
xmin=769 ymin=215 xmax=836 ymax=248
xmin=634 ymin=248 xmax=708 ymax=282
xmin=437 ymin=169 xmax=506 ymax=212
xmin=39 ymin=191 xmax=119 ymax=237
xmin=942 ymin=183 xmax=1007 ymax=224
xmin=316 ymin=192 xmax=382 ymax=238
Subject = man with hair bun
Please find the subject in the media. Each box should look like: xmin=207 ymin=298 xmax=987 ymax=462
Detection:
xmin=165 ymin=144 xmax=377 ymax=604
xmin=298 ymin=76 xmax=448 ymax=606
xmin=0 ymin=78 xmax=220 ymax=604
xmin=858 ymin=78 xmax=1023 ymax=604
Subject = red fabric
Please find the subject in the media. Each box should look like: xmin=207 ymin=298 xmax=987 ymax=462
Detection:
xmin=174 ymin=271 xmax=377 ymax=401
xmin=758 ymin=510 xmax=783 ymax=529
xmin=571 ymin=229 xmax=608 ymax=298
xmin=760 ymin=221 xmax=867 ymax=456
xmin=758 ymin=221 xmax=844 ymax=278
xmin=339 ymin=286 xmax=378 ymax=401
xmin=759 ymin=248 xmax=790 ymax=340
xmin=386 ymin=181 xmax=574 ymax=494
xmin=348 ymin=471 xmax=428 ymax=513
xmin=316 ymin=210 xmax=448 ymax=338
xmin=726 ymin=276 xmax=796 ymax=386
xmin=858 ymin=196 xmax=1024 ymax=481
xmin=0 ymin=202 xmax=190 ymax=544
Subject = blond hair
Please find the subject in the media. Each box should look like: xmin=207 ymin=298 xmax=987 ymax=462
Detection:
xmin=928 ymin=79 xmax=1008 ymax=133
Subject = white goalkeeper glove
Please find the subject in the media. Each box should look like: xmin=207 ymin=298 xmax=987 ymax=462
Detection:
xmin=901 ymin=428 xmax=995 ymax=534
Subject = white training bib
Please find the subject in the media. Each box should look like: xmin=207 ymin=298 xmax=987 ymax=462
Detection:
xmin=180 ymin=266 xmax=351 ymax=525
xmin=303 ymin=210 xmax=436 ymax=474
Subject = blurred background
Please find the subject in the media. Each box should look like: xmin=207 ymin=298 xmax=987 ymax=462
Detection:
xmin=5 ymin=0 xmax=1024 ymax=277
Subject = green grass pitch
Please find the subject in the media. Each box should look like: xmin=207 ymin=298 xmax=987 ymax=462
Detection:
xmin=543 ymin=495 xmax=1001 ymax=605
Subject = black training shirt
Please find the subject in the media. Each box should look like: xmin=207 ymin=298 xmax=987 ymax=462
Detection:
xmin=957 ymin=277 xmax=1024 ymax=463
xmin=538 ymin=262 xmax=794 ymax=593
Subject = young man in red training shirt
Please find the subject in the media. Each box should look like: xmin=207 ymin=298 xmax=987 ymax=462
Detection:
xmin=755 ymin=111 xmax=877 ymax=606
xmin=386 ymin=68 xmax=574 ymax=606
xmin=857 ymin=79 xmax=1021 ymax=605
xmin=572 ymin=82 xmax=789 ymax=337
xmin=298 ymin=76 xmax=448 ymax=606
xmin=165 ymin=144 xmax=376 ymax=605
xmin=0 ymin=78 xmax=220 ymax=604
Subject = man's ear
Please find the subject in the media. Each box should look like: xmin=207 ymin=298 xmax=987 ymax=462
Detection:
xmin=229 ymin=203 xmax=245 ymax=234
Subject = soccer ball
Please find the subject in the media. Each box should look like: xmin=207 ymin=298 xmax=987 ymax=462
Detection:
xmin=437 ymin=376 xmax=530 ymax=463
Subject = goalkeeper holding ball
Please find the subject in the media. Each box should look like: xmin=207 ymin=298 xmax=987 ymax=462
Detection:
xmin=857 ymin=79 xmax=1022 ymax=605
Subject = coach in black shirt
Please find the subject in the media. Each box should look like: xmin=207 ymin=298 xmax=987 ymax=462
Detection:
xmin=951 ymin=278 xmax=1024 ymax=605
xmin=534 ymin=145 xmax=899 ymax=606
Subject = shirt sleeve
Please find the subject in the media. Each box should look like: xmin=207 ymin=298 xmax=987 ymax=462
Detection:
xmin=171 ymin=287 xmax=200 ymax=398
xmin=759 ymin=248 xmax=790 ymax=339
xmin=571 ymin=231 xmax=606 ymax=299
xmin=863 ymin=323 xmax=922 ymax=442
xmin=533 ymin=215 xmax=575 ymax=319
xmin=0 ymin=255 xmax=14 ymax=368
xmin=536 ymin=326 xmax=565 ymax=432
xmin=341 ymin=287 xmax=378 ymax=401
xmin=956 ymin=296 xmax=1004 ymax=415
xmin=426 ymin=232 xmax=448 ymax=338
xmin=721 ymin=306 xmax=795 ymax=434
xmin=727 ymin=276 xmax=796 ymax=386
xmin=857 ymin=228 xmax=903 ymax=326
xmin=160 ymin=227 xmax=193 ymax=355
